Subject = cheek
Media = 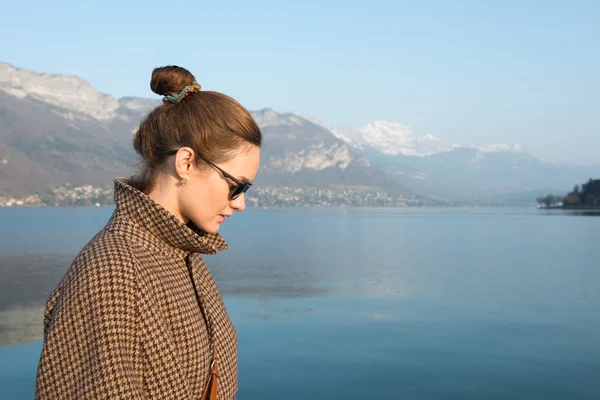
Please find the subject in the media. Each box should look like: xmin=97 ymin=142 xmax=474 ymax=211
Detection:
xmin=179 ymin=180 xmax=230 ymax=221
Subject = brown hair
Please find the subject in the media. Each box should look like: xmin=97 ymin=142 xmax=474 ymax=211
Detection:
xmin=131 ymin=65 xmax=262 ymax=193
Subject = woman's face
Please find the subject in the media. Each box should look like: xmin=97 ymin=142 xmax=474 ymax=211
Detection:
xmin=178 ymin=145 xmax=260 ymax=234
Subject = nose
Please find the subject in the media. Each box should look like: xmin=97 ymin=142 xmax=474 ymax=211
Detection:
xmin=230 ymin=193 xmax=246 ymax=211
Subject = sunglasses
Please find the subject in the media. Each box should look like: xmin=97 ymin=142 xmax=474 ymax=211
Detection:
xmin=163 ymin=149 xmax=252 ymax=200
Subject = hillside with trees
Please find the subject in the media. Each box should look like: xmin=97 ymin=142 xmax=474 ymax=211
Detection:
xmin=537 ymin=178 xmax=600 ymax=209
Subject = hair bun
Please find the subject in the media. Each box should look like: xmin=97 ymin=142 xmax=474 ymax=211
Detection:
xmin=150 ymin=65 xmax=199 ymax=96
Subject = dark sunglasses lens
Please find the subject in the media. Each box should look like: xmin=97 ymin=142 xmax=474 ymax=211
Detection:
xmin=230 ymin=183 xmax=251 ymax=200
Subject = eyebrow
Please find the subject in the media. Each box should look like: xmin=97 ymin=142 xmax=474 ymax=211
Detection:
xmin=224 ymin=172 xmax=250 ymax=184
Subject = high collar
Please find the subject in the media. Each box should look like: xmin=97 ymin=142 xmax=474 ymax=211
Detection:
xmin=111 ymin=178 xmax=228 ymax=256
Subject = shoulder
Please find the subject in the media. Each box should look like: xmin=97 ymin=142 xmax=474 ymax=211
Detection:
xmin=43 ymin=227 xmax=144 ymax=338
xmin=75 ymin=227 xmax=139 ymax=270
xmin=61 ymin=228 xmax=142 ymax=303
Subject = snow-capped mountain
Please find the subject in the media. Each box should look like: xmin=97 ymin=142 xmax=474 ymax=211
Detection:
xmin=330 ymin=119 xmax=598 ymax=201
xmin=332 ymin=120 xmax=525 ymax=157
xmin=332 ymin=121 xmax=435 ymax=156
xmin=250 ymin=109 xmax=411 ymax=196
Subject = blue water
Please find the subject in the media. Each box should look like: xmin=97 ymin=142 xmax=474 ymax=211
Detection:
xmin=1 ymin=207 xmax=599 ymax=399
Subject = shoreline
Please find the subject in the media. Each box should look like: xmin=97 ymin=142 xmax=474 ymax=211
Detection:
xmin=541 ymin=206 xmax=600 ymax=211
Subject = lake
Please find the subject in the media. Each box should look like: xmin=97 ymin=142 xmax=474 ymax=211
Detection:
xmin=1 ymin=206 xmax=599 ymax=399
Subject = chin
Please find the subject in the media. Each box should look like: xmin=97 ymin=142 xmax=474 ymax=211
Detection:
xmin=190 ymin=219 xmax=220 ymax=235
xmin=204 ymin=226 xmax=220 ymax=234
xmin=200 ymin=222 xmax=221 ymax=234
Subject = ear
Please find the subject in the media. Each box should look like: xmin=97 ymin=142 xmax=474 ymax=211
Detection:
xmin=174 ymin=147 xmax=196 ymax=180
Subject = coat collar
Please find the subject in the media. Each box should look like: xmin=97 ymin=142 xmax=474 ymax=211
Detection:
xmin=112 ymin=178 xmax=228 ymax=256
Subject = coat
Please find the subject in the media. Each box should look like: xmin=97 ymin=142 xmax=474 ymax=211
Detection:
xmin=35 ymin=178 xmax=238 ymax=399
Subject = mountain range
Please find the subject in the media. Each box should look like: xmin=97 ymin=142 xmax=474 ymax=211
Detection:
xmin=0 ymin=62 xmax=414 ymax=204
xmin=0 ymin=61 xmax=597 ymax=205
xmin=331 ymin=121 xmax=525 ymax=157
xmin=331 ymin=121 xmax=598 ymax=203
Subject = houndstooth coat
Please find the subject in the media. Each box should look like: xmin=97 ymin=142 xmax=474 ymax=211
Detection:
xmin=35 ymin=178 xmax=238 ymax=399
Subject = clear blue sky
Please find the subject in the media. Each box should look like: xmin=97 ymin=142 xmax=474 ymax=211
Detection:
xmin=1 ymin=0 xmax=598 ymax=164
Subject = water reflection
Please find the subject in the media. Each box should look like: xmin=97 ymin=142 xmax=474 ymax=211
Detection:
xmin=2 ymin=207 xmax=600 ymax=349
xmin=0 ymin=254 xmax=75 ymax=312
xmin=0 ymin=305 xmax=44 ymax=346
xmin=568 ymin=210 xmax=600 ymax=216
xmin=219 ymin=282 xmax=330 ymax=299
xmin=539 ymin=209 xmax=600 ymax=217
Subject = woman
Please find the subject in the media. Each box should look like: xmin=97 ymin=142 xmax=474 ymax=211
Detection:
xmin=35 ymin=65 xmax=261 ymax=399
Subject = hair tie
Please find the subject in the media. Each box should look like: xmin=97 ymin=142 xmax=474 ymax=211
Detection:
xmin=162 ymin=81 xmax=201 ymax=103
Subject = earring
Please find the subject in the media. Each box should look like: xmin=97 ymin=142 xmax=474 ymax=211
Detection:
xmin=181 ymin=177 xmax=187 ymax=185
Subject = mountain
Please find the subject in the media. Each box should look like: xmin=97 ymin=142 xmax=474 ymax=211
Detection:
xmin=0 ymin=62 xmax=160 ymax=196
xmin=332 ymin=121 xmax=448 ymax=156
xmin=370 ymin=147 xmax=581 ymax=201
xmin=251 ymin=109 xmax=412 ymax=196
xmin=331 ymin=120 xmax=598 ymax=201
xmin=0 ymin=62 xmax=415 ymax=205
xmin=0 ymin=90 xmax=144 ymax=196
xmin=3 ymin=61 xmax=594 ymax=206
xmin=331 ymin=120 xmax=524 ymax=157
